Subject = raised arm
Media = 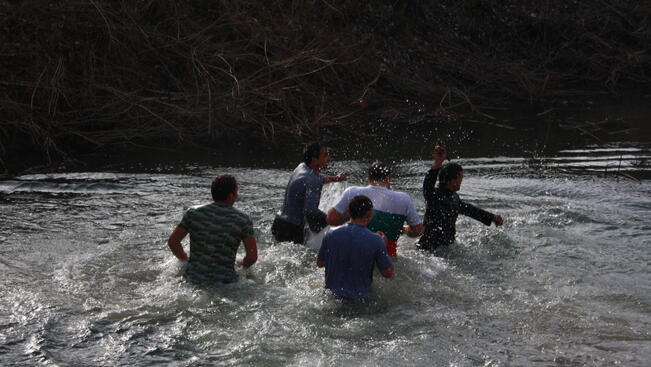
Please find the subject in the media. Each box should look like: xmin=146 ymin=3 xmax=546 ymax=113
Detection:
xmin=424 ymin=143 xmax=447 ymax=201
xmin=423 ymin=168 xmax=440 ymax=203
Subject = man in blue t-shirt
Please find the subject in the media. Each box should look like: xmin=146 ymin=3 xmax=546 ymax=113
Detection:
xmin=317 ymin=195 xmax=394 ymax=299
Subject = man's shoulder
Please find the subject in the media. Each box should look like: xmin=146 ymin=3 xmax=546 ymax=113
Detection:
xmin=289 ymin=163 xmax=307 ymax=180
xmin=327 ymin=225 xmax=379 ymax=243
xmin=228 ymin=205 xmax=252 ymax=219
xmin=388 ymin=189 xmax=412 ymax=201
xmin=186 ymin=202 xmax=211 ymax=214
xmin=348 ymin=224 xmax=380 ymax=239
xmin=328 ymin=223 xmax=372 ymax=236
xmin=198 ymin=203 xmax=251 ymax=220
xmin=326 ymin=224 xmax=350 ymax=236
xmin=341 ymin=185 xmax=367 ymax=195
xmin=290 ymin=163 xmax=320 ymax=184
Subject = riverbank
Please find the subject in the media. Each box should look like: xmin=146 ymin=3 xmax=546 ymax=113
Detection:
xmin=1 ymin=1 xmax=650 ymax=173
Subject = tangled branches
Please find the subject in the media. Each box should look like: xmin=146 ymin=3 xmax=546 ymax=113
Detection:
xmin=0 ymin=0 xmax=649 ymax=170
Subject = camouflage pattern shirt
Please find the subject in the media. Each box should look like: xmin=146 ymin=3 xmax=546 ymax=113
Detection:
xmin=178 ymin=202 xmax=255 ymax=283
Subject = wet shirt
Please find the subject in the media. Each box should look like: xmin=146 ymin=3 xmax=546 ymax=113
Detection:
xmin=317 ymin=223 xmax=393 ymax=298
xmin=178 ymin=202 xmax=254 ymax=283
xmin=332 ymin=185 xmax=422 ymax=242
xmin=419 ymin=167 xmax=494 ymax=250
xmin=276 ymin=162 xmax=327 ymax=232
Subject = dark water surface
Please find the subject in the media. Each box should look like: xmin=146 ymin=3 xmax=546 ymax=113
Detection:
xmin=1 ymin=138 xmax=650 ymax=365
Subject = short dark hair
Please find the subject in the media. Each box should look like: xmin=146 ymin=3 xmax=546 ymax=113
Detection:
xmin=437 ymin=162 xmax=463 ymax=187
xmin=348 ymin=195 xmax=373 ymax=219
xmin=211 ymin=174 xmax=238 ymax=201
xmin=368 ymin=161 xmax=390 ymax=181
xmin=303 ymin=142 xmax=323 ymax=165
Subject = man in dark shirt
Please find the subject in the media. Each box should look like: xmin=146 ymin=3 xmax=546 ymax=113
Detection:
xmin=272 ymin=142 xmax=346 ymax=244
xmin=418 ymin=143 xmax=503 ymax=255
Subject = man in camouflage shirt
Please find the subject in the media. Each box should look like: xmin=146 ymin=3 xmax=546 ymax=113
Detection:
xmin=167 ymin=174 xmax=257 ymax=283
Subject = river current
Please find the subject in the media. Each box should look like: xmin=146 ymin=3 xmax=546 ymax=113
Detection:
xmin=1 ymin=145 xmax=650 ymax=366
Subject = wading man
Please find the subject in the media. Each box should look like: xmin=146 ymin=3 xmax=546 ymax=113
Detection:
xmin=418 ymin=143 xmax=503 ymax=255
xmin=272 ymin=142 xmax=346 ymax=244
xmin=167 ymin=174 xmax=257 ymax=283
xmin=317 ymin=195 xmax=394 ymax=299
xmin=326 ymin=161 xmax=423 ymax=258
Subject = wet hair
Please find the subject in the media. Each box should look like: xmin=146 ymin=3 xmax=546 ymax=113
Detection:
xmin=368 ymin=161 xmax=391 ymax=181
xmin=211 ymin=174 xmax=238 ymax=201
xmin=437 ymin=162 xmax=463 ymax=188
xmin=303 ymin=142 xmax=323 ymax=165
xmin=348 ymin=195 xmax=373 ymax=219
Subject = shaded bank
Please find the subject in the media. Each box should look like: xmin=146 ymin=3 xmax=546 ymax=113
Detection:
xmin=1 ymin=0 xmax=650 ymax=172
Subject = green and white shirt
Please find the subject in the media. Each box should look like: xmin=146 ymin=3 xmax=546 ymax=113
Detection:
xmin=332 ymin=185 xmax=422 ymax=242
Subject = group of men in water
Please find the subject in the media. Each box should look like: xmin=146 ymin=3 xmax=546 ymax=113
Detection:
xmin=167 ymin=141 xmax=503 ymax=298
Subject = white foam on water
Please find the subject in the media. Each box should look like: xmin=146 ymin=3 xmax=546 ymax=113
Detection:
xmin=2 ymin=158 xmax=650 ymax=366
xmin=304 ymin=181 xmax=348 ymax=251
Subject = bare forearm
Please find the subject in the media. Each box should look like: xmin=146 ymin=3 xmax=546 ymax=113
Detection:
xmin=326 ymin=208 xmax=348 ymax=226
xmin=167 ymin=226 xmax=189 ymax=261
xmin=168 ymin=242 xmax=188 ymax=261
xmin=403 ymin=224 xmax=424 ymax=237
xmin=241 ymin=255 xmax=257 ymax=268
xmin=380 ymin=264 xmax=395 ymax=278
xmin=239 ymin=237 xmax=258 ymax=268
xmin=323 ymin=174 xmax=347 ymax=183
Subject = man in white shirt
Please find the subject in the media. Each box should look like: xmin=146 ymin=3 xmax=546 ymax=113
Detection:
xmin=326 ymin=161 xmax=423 ymax=257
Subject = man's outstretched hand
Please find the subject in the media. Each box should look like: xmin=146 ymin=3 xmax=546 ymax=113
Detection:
xmin=324 ymin=174 xmax=347 ymax=183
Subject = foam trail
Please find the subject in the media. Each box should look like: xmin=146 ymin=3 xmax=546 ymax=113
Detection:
xmin=318 ymin=181 xmax=348 ymax=212
xmin=304 ymin=181 xmax=348 ymax=251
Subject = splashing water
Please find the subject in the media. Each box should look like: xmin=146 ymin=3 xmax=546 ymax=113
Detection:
xmin=1 ymin=151 xmax=650 ymax=366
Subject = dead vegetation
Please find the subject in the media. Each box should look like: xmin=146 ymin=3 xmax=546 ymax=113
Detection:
xmin=0 ymin=0 xmax=649 ymax=170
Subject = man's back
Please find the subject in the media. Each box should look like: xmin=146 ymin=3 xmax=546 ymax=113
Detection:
xmin=180 ymin=202 xmax=254 ymax=282
xmin=317 ymin=223 xmax=392 ymax=298
xmin=278 ymin=163 xmax=323 ymax=228
xmin=420 ymin=167 xmax=494 ymax=251
xmin=333 ymin=185 xmax=421 ymax=242
xmin=421 ymin=186 xmax=461 ymax=249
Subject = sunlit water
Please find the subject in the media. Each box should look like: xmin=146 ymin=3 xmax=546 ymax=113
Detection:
xmin=1 ymin=146 xmax=650 ymax=366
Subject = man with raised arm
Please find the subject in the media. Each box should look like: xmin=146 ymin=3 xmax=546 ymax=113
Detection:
xmin=326 ymin=161 xmax=423 ymax=258
xmin=418 ymin=142 xmax=503 ymax=255
xmin=317 ymin=195 xmax=394 ymax=299
xmin=272 ymin=142 xmax=346 ymax=244
xmin=167 ymin=174 xmax=257 ymax=283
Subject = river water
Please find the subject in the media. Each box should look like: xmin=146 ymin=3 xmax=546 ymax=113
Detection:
xmin=1 ymin=140 xmax=650 ymax=366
